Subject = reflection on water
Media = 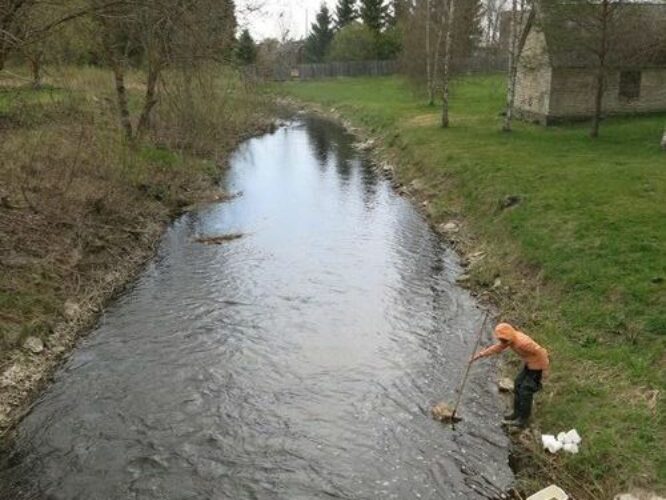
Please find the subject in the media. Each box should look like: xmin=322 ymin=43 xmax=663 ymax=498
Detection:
xmin=0 ymin=116 xmax=512 ymax=499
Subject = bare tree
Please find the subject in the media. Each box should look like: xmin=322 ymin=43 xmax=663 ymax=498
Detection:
xmin=543 ymin=0 xmax=629 ymax=138
xmin=0 ymin=0 xmax=33 ymax=70
xmin=90 ymin=0 xmax=236 ymax=141
xmin=589 ymin=0 xmax=613 ymax=138
xmin=502 ymin=0 xmax=533 ymax=132
xmin=426 ymin=0 xmax=432 ymax=104
xmin=1 ymin=1 xmax=108 ymax=84
xmin=401 ymin=0 xmax=481 ymax=109
xmin=440 ymin=0 xmax=454 ymax=127
xmin=483 ymin=0 xmax=508 ymax=47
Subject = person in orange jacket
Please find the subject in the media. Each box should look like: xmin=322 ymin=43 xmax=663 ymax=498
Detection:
xmin=471 ymin=322 xmax=549 ymax=428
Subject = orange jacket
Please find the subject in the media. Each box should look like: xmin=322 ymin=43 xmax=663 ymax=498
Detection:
xmin=477 ymin=323 xmax=550 ymax=371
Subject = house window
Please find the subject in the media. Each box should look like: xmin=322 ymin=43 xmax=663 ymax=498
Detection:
xmin=619 ymin=71 xmax=641 ymax=100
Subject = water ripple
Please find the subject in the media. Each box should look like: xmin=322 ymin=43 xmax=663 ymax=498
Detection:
xmin=0 ymin=116 xmax=512 ymax=499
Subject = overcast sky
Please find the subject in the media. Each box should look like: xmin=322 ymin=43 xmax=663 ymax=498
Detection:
xmin=237 ymin=0 xmax=337 ymax=41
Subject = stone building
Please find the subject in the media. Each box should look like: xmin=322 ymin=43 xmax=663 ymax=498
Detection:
xmin=514 ymin=3 xmax=666 ymax=124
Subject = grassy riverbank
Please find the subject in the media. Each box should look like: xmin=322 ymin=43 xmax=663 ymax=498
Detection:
xmin=281 ymin=75 xmax=666 ymax=497
xmin=0 ymin=66 xmax=269 ymax=434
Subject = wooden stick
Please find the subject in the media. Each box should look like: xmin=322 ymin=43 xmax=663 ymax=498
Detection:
xmin=451 ymin=310 xmax=489 ymax=421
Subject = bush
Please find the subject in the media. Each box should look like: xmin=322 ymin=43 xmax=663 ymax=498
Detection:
xmin=327 ymin=23 xmax=378 ymax=62
xmin=376 ymin=26 xmax=402 ymax=60
xmin=327 ymin=23 xmax=402 ymax=62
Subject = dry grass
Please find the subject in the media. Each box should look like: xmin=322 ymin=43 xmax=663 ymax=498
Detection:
xmin=0 ymin=64 xmax=270 ymax=433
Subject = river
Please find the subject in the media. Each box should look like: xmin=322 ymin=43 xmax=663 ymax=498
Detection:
xmin=0 ymin=116 xmax=512 ymax=499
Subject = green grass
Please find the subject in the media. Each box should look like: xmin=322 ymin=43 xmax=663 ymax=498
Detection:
xmin=281 ymin=75 xmax=666 ymax=497
xmin=0 ymin=85 xmax=62 ymax=107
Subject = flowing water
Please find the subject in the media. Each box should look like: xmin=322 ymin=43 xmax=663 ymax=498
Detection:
xmin=0 ymin=117 xmax=512 ymax=499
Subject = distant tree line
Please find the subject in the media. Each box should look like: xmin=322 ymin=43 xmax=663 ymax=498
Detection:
xmin=303 ymin=0 xmax=407 ymax=63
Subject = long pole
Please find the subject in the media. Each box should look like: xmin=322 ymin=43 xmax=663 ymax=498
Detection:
xmin=451 ymin=310 xmax=489 ymax=421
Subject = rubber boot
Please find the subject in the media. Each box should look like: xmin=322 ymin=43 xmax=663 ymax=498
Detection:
xmin=503 ymin=375 xmax=522 ymax=421
xmin=512 ymin=385 xmax=535 ymax=428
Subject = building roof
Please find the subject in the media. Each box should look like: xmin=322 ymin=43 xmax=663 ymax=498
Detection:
xmin=535 ymin=1 xmax=666 ymax=68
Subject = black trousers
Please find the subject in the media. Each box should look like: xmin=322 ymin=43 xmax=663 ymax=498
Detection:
xmin=513 ymin=365 xmax=543 ymax=422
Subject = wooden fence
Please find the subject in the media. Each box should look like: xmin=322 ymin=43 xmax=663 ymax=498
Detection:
xmin=298 ymin=60 xmax=397 ymax=80
xmin=243 ymin=55 xmax=508 ymax=82
xmin=263 ymin=60 xmax=397 ymax=81
xmin=453 ymin=54 xmax=508 ymax=74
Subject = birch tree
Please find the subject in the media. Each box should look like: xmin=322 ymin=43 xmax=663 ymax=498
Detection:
xmin=426 ymin=0 xmax=433 ymax=104
xmin=439 ymin=0 xmax=453 ymax=127
xmin=502 ymin=0 xmax=533 ymax=132
xmin=399 ymin=0 xmax=480 ymax=109
xmin=483 ymin=0 xmax=508 ymax=47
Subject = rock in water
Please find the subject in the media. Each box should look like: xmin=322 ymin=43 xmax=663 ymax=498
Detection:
xmin=23 ymin=336 xmax=44 ymax=354
xmin=498 ymin=377 xmax=514 ymax=392
xmin=431 ymin=402 xmax=462 ymax=423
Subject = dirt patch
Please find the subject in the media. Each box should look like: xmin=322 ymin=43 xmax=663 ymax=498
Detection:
xmin=405 ymin=113 xmax=439 ymax=128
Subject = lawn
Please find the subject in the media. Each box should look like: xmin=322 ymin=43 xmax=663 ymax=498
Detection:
xmin=281 ymin=75 xmax=666 ymax=497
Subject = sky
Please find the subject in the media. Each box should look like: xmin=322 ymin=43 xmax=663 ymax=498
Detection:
xmin=237 ymin=0 xmax=337 ymax=41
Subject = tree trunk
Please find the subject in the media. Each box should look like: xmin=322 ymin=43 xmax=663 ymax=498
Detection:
xmin=426 ymin=0 xmax=433 ymax=106
xmin=440 ymin=0 xmax=454 ymax=128
xmin=98 ymin=13 xmax=134 ymax=141
xmin=590 ymin=69 xmax=604 ymax=138
xmin=111 ymin=62 xmax=133 ymax=141
xmin=661 ymin=127 xmax=666 ymax=150
xmin=136 ymin=62 xmax=161 ymax=138
xmin=432 ymin=3 xmax=446 ymax=95
xmin=502 ymin=0 xmax=519 ymax=132
xmin=591 ymin=0 xmax=609 ymax=139
xmin=29 ymin=52 xmax=43 ymax=89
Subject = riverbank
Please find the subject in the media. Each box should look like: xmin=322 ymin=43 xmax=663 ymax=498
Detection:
xmin=279 ymin=75 xmax=666 ymax=498
xmin=0 ymin=66 xmax=271 ymax=438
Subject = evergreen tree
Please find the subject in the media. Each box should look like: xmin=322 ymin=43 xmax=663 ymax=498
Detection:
xmin=360 ymin=0 xmax=389 ymax=33
xmin=335 ymin=0 xmax=358 ymax=29
xmin=304 ymin=4 xmax=335 ymax=62
xmin=451 ymin=0 xmax=483 ymax=59
xmin=387 ymin=0 xmax=410 ymax=27
xmin=235 ymin=29 xmax=257 ymax=65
